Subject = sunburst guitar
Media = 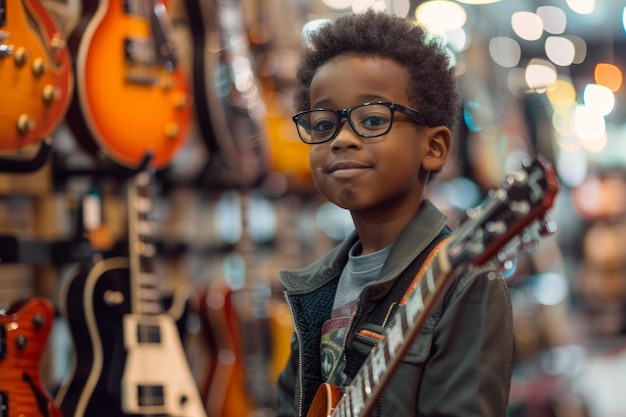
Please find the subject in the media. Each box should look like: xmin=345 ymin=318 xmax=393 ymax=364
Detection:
xmin=0 ymin=297 xmax=62 ymax=417
xmin=0 ymin=0 xmax=73 ymax=153
xmin=66 ymin=0 xmax=192 ymax=169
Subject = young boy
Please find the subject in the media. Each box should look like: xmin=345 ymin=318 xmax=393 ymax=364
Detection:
xmin=275 ymin=10 xmax=514 ymax=417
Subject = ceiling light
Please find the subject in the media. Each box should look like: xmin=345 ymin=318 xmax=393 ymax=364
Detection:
xmin=455 ymin=0 xmax=501 ymax=4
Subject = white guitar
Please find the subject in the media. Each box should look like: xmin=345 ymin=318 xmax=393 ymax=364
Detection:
xmin=56 ymin=163 xmax=207 ymax=417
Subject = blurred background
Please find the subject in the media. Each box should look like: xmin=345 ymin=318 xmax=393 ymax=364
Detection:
xmin=1 ymin=0 xmax=625 ymax=416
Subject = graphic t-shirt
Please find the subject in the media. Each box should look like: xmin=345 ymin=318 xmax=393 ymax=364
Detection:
xmin=320 ymin=242 xmax=391 ymax=385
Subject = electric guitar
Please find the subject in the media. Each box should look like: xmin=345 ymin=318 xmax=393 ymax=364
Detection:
xmin=55 ymin=166 xmax=207 ymax=417
xmin=0 ymin=297 xmax=62 ymax=417
xmin=183 ymin=0 xmax=269 ymax=189
xmin=65 ymin=0 xmax=192 ymax=169
xmin=307 ymin=156 xmax=560 ymax=417
xmin=0 ymin=0 xmax=73 ymax=152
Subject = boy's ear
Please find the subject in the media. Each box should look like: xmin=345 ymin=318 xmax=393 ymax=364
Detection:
xmin=422 ymin=126 xmax=452 ymax=172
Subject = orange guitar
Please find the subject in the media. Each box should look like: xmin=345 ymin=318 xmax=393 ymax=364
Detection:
xmin=0 ymin=0 xmax=73 ymax=153
xmin=0 ymin=297 xmax=62 ymax=417
xmin=66 ymin=0 xmax=192 ymax=169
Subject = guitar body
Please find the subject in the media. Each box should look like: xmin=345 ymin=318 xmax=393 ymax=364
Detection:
xmin=0 ymin=297 xmax=62 ymax=417
xmin=56 ymin=257 xmax=206 ymax=417
xmin=307 ymin=383 xmax=343 ymax=417
xmin=196 ymin=280 xmax=258 ymax=417
xmin=66 ymin=0 xmax=192 ymax=169
xmin=0 ymin=0 xmax=73 ymax=152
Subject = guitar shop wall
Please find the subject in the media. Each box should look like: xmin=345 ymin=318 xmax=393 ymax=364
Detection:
xmin=2 ymin=0 xmax=626 ymax=416
xmin=0 ymin=0 xmax=345 ymax=415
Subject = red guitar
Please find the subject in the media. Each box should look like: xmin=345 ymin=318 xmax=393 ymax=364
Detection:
xmin=307 ymin=156 xmax=560 ymax=417
xmin=0 ymin=297 xmax=62 ymax=417
xmin=0 ymin=0 xmax=73 ymax=152
xmin=65 ymin=0 xmax=192 ymax=169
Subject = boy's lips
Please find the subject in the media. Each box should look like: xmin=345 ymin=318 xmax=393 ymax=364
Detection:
xmin=326 ymin=160 xmax=372 ymax=177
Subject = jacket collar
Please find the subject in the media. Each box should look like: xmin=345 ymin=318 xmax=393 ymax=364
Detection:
xmin=279 ymin=200 xmax=448 ymax=294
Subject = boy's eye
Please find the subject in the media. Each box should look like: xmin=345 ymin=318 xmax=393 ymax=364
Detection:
xmin=358 ymin=114 xmax=390 ymax=130
xmin=312 ymin=119 xmax=337 ymax=133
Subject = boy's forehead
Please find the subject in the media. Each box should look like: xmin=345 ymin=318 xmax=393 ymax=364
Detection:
xmin=309 ymin=56 xmax=411 ymax=107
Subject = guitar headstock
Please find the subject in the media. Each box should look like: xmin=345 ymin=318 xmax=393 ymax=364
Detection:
xmin=447 ymin=155 xmax=560 ymax=267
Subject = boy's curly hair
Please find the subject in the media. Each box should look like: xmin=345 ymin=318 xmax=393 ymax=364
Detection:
xmin=294 ymin=9 xmax=460 ymax=132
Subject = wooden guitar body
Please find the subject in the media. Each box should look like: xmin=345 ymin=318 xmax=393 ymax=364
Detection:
xmin=66 ymin=0 xmax=192 ymax=169
xmin=56 ymin=257 xmax=206 ymax=417
xmin=196 ymin=280 xmax=259 ymax=417
xmin=0 ymin=0 xmax=73 ymax=152
xmin=0 ymin=297 xmax=62 ymax=417
xmin=306 ymin=383 xmax=343 ymax=417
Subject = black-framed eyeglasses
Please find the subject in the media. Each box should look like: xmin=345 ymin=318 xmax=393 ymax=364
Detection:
xmin=292 ymin=102 xmax=429 ymax=145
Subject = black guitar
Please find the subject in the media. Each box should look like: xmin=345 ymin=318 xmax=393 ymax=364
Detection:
xmin=55 ymin=166 xmax=206 ymax=417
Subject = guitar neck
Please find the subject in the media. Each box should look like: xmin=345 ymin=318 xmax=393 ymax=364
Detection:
xmin=334 ymin=240 xmax=454 ymax=417
xmin=127 ymin=168 xmax=162 ymax=315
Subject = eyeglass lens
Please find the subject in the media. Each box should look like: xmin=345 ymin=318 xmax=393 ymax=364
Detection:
xmin=297 ymin=103 xmax=393 ymax=143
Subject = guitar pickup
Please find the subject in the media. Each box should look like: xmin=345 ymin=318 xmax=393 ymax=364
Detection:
xmin=124 ymin=37 xmax=156 ymax=66
xmin=125 ymin=69 xmax=159 ymax=86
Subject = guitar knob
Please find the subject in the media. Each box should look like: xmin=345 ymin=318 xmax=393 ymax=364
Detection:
xmin=42 ymin=84 xmax=60 ymax=104
xmin=32 ymin=57 xmax=46 ymax=77
xmin=16 ymin=335 xmax=27 ymax=350
xmin=0 ymin=44 xmax=14 ymax=57
xmin=164 ymin=122 xmax=179 ymax=139
xmin=50 ymin=34 xmax=66 ymax=54
xmin=33 ymin=313 xmax=45 ymax=329
xmin=173 ymin=92 xmax=188 ymax=109
xmin=17 ymin=114 xmax=35 ymax=135
xmin=14 ymin=47 xmax=29 ymax=66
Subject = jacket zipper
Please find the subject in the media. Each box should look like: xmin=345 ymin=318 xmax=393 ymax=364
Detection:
xmin=283 ymin=293 xmax=306 ymax=417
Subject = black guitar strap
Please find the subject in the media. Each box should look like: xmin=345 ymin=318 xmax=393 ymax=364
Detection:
xmin=343 ymin=225 xmax=451 ymax=381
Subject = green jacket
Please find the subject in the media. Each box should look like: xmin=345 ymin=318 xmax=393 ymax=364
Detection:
xmin=275 ymin=200 xmax=514 ymax=417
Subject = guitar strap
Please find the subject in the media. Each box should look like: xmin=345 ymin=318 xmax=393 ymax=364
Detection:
xmin=343 ymin=225 xmax=451 ymax=381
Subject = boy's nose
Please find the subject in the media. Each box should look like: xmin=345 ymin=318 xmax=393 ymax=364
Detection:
xmin=330 ymin=120 xmax=361 ymax=148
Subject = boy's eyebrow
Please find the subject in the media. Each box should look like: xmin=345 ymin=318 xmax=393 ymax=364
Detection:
xmin=311 ymin=94 xmax=390 ymax=109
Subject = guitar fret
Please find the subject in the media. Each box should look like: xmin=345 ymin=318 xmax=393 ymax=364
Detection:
xmin=405 ymin=285 xmax=424 ymax=326
xmin=370 ymin=348 xmax=386 ymax=384
xmin=351 ymin=384 xmax=362 ymax=415
xmin=140 ymin=301 xmax=161 ymax=314
xmin=425 ymin=266 xmax=436 ymax=292
xmin=386 ymin=317 xmax=404 ymax=357
xmin=139 ymin=287 xmax=160 ymax=300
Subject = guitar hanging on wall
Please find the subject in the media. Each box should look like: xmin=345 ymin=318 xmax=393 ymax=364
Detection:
xmin=307 ymin=156 xmax=560 ymax=417
xmin=55 ymin=163 xmax=207 ymax=417
xmin=0 ymin=0 xmax=73 ymax=153
xmin=65 ymin=0 xmax=192 ymax=169
xmin=0 ymin=297 xmax=62 ymax=417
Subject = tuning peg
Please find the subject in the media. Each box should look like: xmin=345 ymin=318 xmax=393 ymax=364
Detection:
xmin=518 ymin=226 xmax=541 ymax=254
xmin=539 ymin=218 xmax=558 ymax=237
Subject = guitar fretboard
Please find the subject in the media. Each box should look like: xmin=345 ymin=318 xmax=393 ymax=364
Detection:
xmin=128 ymin=169 xmax=162 ymax=315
